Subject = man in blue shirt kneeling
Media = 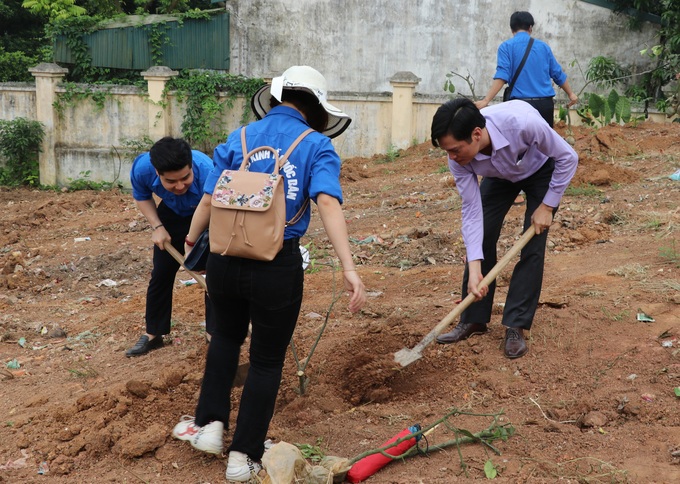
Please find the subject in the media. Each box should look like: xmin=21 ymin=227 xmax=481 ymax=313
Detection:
xmin=126 ymin=137 xmax=214 ymax=357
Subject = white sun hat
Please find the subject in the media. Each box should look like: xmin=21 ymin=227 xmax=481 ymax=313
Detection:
xmin=250 ymin=65 xmax=352 ymax=139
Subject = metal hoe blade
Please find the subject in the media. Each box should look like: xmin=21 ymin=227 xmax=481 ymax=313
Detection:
xmin=394 ymin=227 xmax=535 ymax=367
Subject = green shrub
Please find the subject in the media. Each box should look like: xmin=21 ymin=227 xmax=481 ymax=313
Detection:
xmin=576 ymin=90 xmax=633 ymax=126
xmin=0 ymin=49 xmax=37 ymax=82
xmin=0 ymin=118 xmax=45 ymax=186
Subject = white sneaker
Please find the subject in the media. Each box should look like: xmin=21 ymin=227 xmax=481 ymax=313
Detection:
xmin=226 ymin=450 xmax=263 ymax=482
xmin=171 ymin=415 xmax=223 ymax=454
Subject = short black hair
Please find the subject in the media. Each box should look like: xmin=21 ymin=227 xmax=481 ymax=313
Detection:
xmin=510 ymin=11 xmax=534 ymax=32
xmin=269 ymin=89 xmax=329 ymax=133
xmin=149 ymin=137 xmax=193 ymax=174
xmin=431 ymin=98 xmax=486 ymax=147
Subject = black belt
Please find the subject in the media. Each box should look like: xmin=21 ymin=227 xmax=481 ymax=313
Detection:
xmin=517 ymin=96 xmax=553 ymax=101
xmin=282 ymin=237 xmax=300 ymax=249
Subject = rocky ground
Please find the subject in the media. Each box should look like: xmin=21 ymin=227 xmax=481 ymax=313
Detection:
xmin=0 ymin=121 xmax=679 ymax=483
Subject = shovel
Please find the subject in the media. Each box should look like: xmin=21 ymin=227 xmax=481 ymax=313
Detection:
xmin=394 ymin=226 xmax=536 ymax=367
xmin=164 ymin=242 xmax=208 ymax=291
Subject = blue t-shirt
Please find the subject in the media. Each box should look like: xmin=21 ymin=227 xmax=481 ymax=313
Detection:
xmin=130 ymin=150 xmax=214 ymax=217
xmin=206 ymin=105 xmax=343 ymax=239
xmin=494 ymin=31 xmax=568 ymax=99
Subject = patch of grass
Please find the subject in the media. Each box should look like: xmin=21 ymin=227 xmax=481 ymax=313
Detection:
xmin=577 ymin=289 xmax=605 ymax=297
xmin=565 ymin=184 xmax=602 ymax=197
xmin=643 ymin=218 xmax=664 ymax=230
xmin=377 ymin=144 xmax=401 ymax=163
xmin=664 ymin=280 xmax=680 ymax=291
xmin=540 ymin=315 xmax=564 ymax=349
xmin=522 ymin=456 xmax=628 ymax=482
xmin=601 ymin=307 xmax=630 ymax=322
xmin=603 ymin=211 xmax=627 ymax=225
xmin=659 ymin=239 xmax=679 ymax=267
xmin=436 ymin=163 xmax=449 ymax=174
xmin=68 ymin=365 xmax=98 ymax=379
xmin=380 ymin=414 xmax=412 ymax=425
xmin=607 ymin=263 xmax=647 ymax=278
xmin=66 ymin=170 xmax=122 ymax=191
xmin=640 ymin=279 xmax=680 ymax=295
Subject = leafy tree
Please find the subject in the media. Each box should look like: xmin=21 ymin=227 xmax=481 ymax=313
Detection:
xmin=608 ymin=0 xmax=680 ymax=115
xmin=22 ymin=0 xmax=87 ymax=21
xmin=0 ymin=0 xmax=47 ymax=81
xmin=74 ymin=0 xmax=214 ymax=16
xmin=0 ymin=0 xmax=46 ymax=53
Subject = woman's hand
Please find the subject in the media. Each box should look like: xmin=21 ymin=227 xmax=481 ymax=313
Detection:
xmin=342 ymin=270 xmax=367 ymax=313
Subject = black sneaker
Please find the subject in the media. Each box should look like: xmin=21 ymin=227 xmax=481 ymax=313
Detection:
xmin=125 ymin=334 xmax=163 ymax=357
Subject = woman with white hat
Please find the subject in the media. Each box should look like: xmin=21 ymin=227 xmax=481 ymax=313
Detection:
xmin=172 ymin=66 xmax=366 ymax=482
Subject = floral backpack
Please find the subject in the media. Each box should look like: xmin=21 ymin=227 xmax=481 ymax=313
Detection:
xmin=209 ymin=126 xmax=313 ymax=261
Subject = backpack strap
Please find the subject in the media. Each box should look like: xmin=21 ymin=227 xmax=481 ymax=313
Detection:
xmin=286 ymin=198 xmax=310 ymax=227
xmin=281 ymin=128 xmax=314 ymax=226
xmin=239 ymin=126 xmax=315 ymax=227
xmin=240 ymin=125 xmax=249 ymax=160
xmin=240 ymin=126 xmax=314 ymax=171
xmin=277 ymin=128 xmax=315 ymax=170
xmin=506 ymin=38 xmax=534 ymax=100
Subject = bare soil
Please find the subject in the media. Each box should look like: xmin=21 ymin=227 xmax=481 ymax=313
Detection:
xmin=1 ymin=121 xmax=679 ymax=483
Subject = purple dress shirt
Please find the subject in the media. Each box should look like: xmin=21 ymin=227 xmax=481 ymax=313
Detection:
xmin=448 ymin=100 xmax=578 ymax=262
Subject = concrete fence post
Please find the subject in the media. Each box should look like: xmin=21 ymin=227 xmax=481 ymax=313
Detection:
xmin=29 ymin=63 xmax=68 ymax=186
xmin=141 ymin=66 xmax=179 ymax=141
xmin=389 ymin=71 xmax=421 ymax=150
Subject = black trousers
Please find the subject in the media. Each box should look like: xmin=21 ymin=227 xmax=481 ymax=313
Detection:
xmin=194 ymin=238 xmax=303 ymax=461
xmin=459 ymin=159 xmax=556 ymax=330
xmin=144 ymin=202 xmax=214 ymax=336
xmin=517 ymin=97 xmax=555 ymax=128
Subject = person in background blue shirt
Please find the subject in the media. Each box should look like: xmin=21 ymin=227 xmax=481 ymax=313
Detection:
xmin=475 ymin=11 xmax=579 ymax=128
xmin=126 ymin=137 xmax=214 ymax=357
xmin=171 ymin=66 xmax=366 ymax=482
xmin=430 ymin=98 xmax=577 ymax=359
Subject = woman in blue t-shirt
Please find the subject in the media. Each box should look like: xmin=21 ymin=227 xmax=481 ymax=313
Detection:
xmin=172 ymin=66 xmax=366 ymax=482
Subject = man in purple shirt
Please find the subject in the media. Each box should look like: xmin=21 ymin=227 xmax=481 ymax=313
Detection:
xmin=430 ymin=98 xmax=577 ymax=358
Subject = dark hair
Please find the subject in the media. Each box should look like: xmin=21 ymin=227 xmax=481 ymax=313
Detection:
xmin=149 ymin=137 xmax=193 ymax=174
xmin=430 ymin=98 xmax=486 ymax=148
xmin=510 ymin=11 xmax=534 ymax=32
xmin=269 ymin=89 xmax=329 ymax=133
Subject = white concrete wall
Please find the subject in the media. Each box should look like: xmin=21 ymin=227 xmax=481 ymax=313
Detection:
xmin=50 ymin=86 xmax=251 ymax=187
xmin=0 ymin=84 xmax=36 ymax=120
xmin=225 ymin=0 xmax=659 ymax=100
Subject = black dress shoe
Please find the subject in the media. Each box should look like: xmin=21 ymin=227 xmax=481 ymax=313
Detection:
xmin=436 ymin=322 xmax=488 ymax=344
xmin=125 ymin=334 xmax=163 ymax=357
xmin=504 ymin=327 xmax=528 ymax=358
